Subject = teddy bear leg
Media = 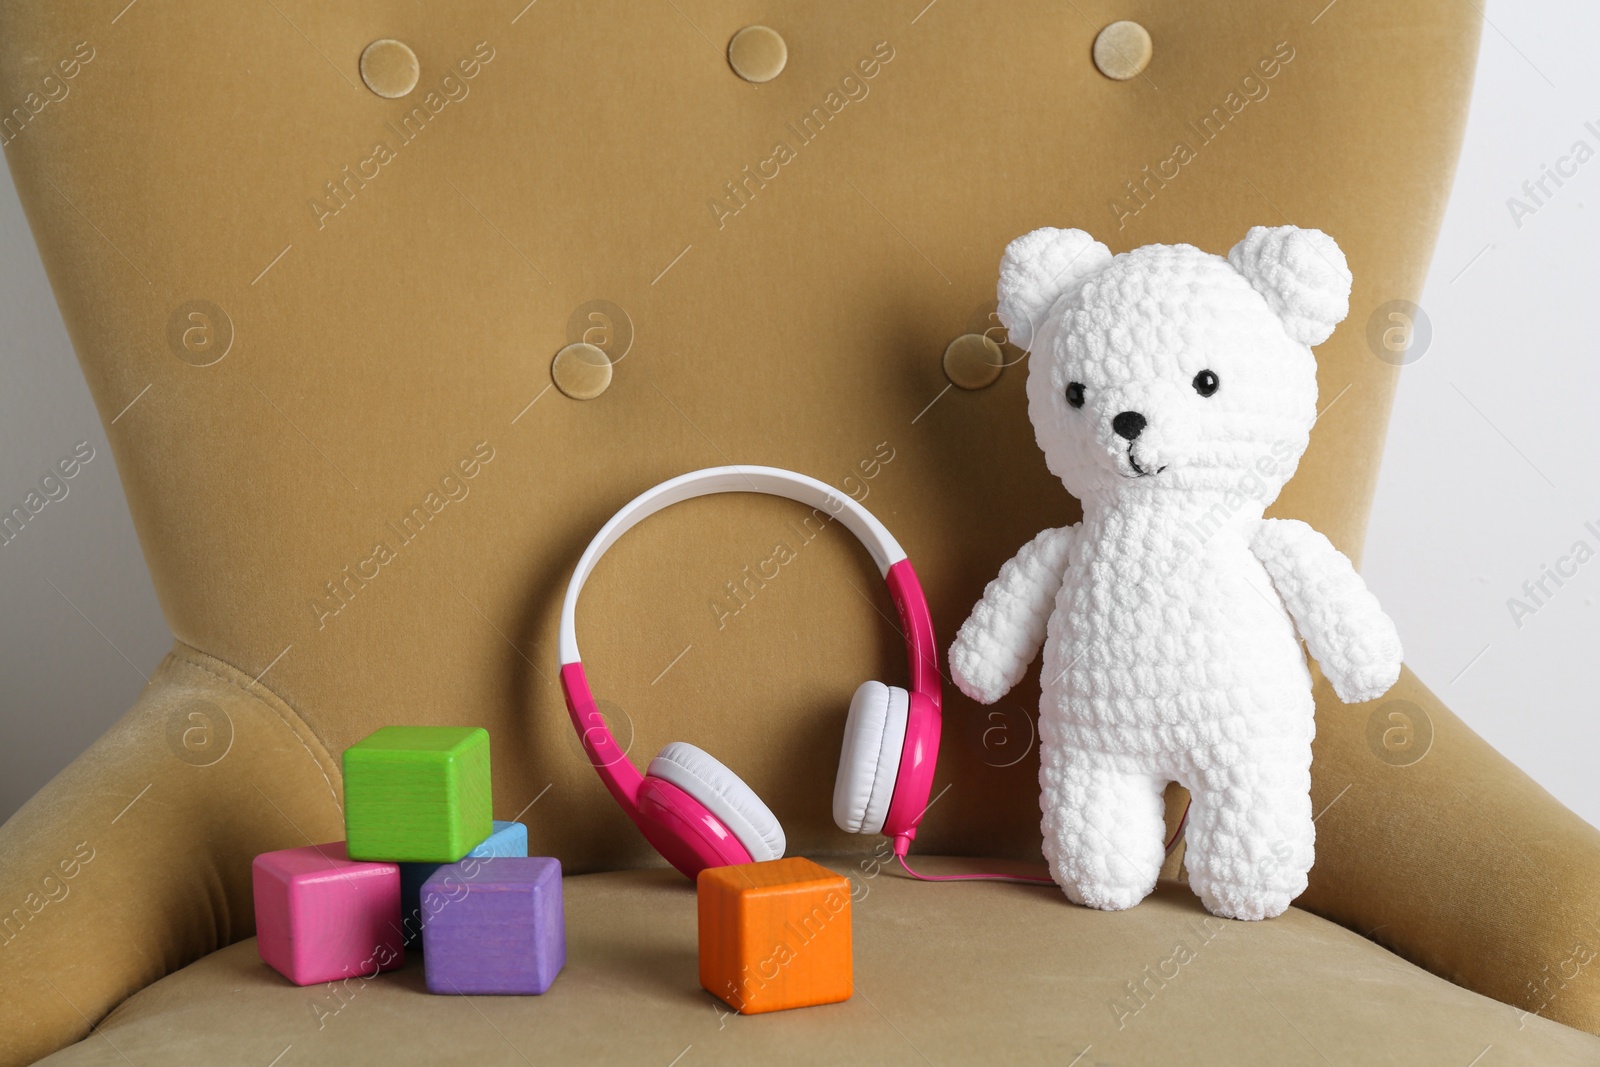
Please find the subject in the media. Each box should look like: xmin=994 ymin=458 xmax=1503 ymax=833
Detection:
xmin=1183 ymin=745 xmax=1315 ymax=921
xmin=1040 ymin=754 xmax=1167 ymax=911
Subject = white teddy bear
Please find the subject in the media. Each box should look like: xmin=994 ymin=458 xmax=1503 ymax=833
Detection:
xmin=949 ymin=225 xmax=1403 ymax=921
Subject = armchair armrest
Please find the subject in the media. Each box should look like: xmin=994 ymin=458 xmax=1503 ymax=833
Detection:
xmin=1302 ymin=664 xmax=1600 ymax=1035
xmin=0 ymin=642 xmax=344 ymax=1067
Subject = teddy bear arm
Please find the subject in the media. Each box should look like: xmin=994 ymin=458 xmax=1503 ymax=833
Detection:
xmin=948 ymin=525 xmax=1077 ymax=704
xmin=1250 ymin=519 xmax=1403 ymax=704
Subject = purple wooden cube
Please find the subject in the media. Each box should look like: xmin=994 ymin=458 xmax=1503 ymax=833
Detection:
xmin=421 ymin=856 xmax=564 ymax=995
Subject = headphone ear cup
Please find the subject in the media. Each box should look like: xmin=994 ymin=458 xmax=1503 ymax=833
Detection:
xmin=646 ymin=742 xmax=786 ymax=862
xmin=833 ymin=681 xmax=909 ymax=835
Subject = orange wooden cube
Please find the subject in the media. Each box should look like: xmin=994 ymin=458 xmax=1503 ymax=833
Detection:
xmin=697 ymin=857 xmax=853 ymax=1014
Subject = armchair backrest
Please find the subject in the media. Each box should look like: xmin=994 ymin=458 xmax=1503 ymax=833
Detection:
xmin=1 ymin=0 xmax=1479 ymax=869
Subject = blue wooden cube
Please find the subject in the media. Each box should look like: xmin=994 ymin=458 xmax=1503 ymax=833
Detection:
xmin=421 ymin=856 xmax=564 ymax=995
xmin=398 ymin=820 xmax=527 ymax=950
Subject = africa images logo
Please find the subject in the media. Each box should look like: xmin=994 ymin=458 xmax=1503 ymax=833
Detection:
xmin=706 ymin=41 xmax=896 ymax=230
xmin=306 ymin=42 xmax=497 ymax=231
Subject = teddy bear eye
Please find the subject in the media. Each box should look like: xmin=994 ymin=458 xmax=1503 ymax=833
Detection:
xmin=1192 ymin=370 xmax=1219 ymax=397
xmin=1065 ymin=382 xmax=1086 ymax=409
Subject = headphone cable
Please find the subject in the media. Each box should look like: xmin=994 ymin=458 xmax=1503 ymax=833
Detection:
xmin=895 ymin=853 xmax=1055 ymax=884
xmin=893 ymin=799 xmax=1190 ymax=886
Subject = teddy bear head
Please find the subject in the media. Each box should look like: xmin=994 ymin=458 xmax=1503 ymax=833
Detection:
xmin=997 ymin=225 xmax=1351 ymax=508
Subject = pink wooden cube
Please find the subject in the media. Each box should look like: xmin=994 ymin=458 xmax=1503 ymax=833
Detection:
xmin=253 ymin=841 xmax=405 ymax=986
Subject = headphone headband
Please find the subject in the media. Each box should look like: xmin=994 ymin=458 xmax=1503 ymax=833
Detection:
xmin=559 ymin=465 xmax=908 ymax=665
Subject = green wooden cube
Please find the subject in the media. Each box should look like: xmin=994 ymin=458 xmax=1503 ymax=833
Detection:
xmin=343 ymin=726 xmax=492 ymax=862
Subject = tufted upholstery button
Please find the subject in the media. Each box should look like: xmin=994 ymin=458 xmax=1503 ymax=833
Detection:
xmin=727 ymin=25 xmax=788 ymax=83
xmin=1092 ymin=21 xmax=1152 ymax=81
xmin=943 ymin=333 xmax=1005 ymax=390
xmin=551 ymin=343 xmax=613 ymax=400
xmin=360 ymin=39 xmax=420 ymax=99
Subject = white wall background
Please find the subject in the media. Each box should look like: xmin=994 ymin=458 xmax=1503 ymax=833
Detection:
xmin=1 ymin=1 xmax=1595 ymax=829
xmin=1363 ymin=1 xmax=1599 ymax=830
xmin=0 ymin=145 xmax=171 ymax=822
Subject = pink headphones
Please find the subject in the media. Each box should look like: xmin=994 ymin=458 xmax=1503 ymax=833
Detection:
xmin=558 ymin=466 xmax=942 ymax=879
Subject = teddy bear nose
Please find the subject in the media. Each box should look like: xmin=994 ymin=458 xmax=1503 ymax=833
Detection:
xmin=1112 ymin=411 xmax=1147 ymax=441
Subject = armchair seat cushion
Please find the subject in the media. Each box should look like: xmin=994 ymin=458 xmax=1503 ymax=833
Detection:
xmin=39 ymin=862 xmax=1600 ymax=1066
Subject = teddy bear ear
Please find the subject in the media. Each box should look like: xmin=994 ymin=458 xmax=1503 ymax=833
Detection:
xmin=1227 ymin=225 xmax=1352 ymax=346
xmin=996 ymin=228 xmax=1113 ymax=352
